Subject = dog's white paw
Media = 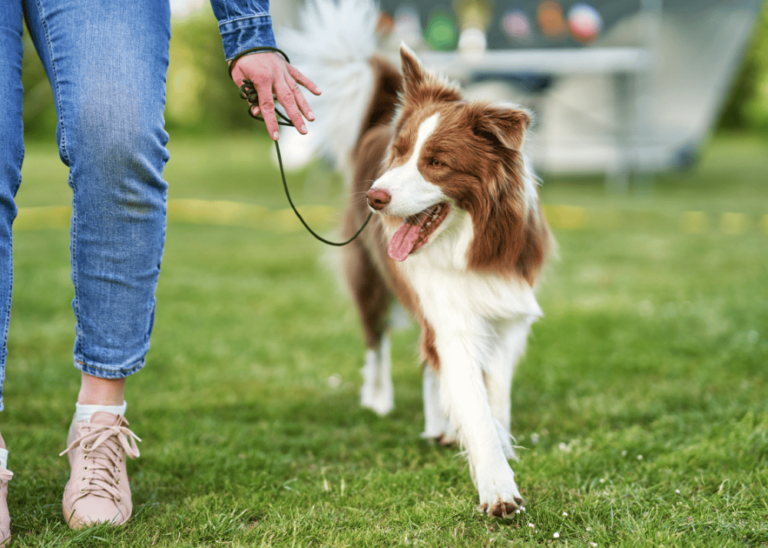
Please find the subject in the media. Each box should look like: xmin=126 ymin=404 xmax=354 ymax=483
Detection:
xmin=436 ymin=431 xmax=458 ymax=446
xmin=421 ymin=426 xmax=458 ymax=446
xmin=360 ymin=383 xmax=394 ymax=416
xmin=477 ymin=468 xmax=523 ymax=517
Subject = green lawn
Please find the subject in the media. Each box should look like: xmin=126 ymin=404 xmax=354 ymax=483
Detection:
xmin=3 ymin=131 xmax=767 ymax=546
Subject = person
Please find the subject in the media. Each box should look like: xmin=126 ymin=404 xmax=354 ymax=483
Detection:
xmin=0 ymin=0 xmax=318 ymax=538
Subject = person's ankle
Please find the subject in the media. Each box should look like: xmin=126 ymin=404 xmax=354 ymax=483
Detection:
xmin=77 ymin=373 xmax=125 ymax=406
xmin=77 ymin=395 xmax=124 ymax=406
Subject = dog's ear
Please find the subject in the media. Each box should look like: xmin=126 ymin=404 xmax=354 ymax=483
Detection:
xmin=399 ymin=43 xmax=424 ymax=96
xmin=466 ymin=185 xmax=550 ymax=285
xmin=475 ymin=104 xmax=532 ymax=151
xmin=397 ymin=43 xmax=463 ymax=108
xmin=463 ymin=103 xmax=548 ymax=282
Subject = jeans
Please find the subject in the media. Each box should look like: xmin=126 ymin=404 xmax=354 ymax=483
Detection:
xmin=0 ymin=0 xmax=171 ymax=411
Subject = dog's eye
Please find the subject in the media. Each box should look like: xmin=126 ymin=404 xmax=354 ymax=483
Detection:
xmin=430 ymin=159 xmax=442 ymax=167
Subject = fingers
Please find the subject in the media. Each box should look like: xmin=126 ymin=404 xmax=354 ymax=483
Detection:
xmin=274 ymin=78 xmax=307 ymax=134
xmin=254 ymin=79 xmax=280 ymax=140
xmin=287 ymin=65 xmax=321 ymax=96
xmin=285 ymin=73 xmax=314 ymax=122
xmin=229 ymin=52 xmax=321 ymax=139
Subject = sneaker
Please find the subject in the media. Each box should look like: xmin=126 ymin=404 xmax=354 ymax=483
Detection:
xmin=0 ymin=467 xmax=11 ymax=544
xmin=60 ymin=412 xmax=141 ymax=529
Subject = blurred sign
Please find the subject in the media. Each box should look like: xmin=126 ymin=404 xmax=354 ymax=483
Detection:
xmin=379 ymin=0 xmax=640 ymax=49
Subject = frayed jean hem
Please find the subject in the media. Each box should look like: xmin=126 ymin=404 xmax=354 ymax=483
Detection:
xmin=74 ymin=358 xmax=146 ymax=380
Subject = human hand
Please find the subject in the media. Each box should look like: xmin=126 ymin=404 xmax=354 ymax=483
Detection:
xmin=229 ymin=52 xmax=321 ymax=140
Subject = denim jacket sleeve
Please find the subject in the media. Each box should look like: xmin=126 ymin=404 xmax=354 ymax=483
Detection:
xmin=210 ymin=0 xmax=277 ymax=61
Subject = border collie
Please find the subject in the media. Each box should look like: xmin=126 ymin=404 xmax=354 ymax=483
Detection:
xmin=281 ymin=0 xmax=553 ymax=516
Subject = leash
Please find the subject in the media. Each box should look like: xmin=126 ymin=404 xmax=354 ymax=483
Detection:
xmin=229 ymin=46 xmax=372 ymax=247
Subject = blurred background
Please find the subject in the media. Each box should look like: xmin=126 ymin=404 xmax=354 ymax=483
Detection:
xmin=20 ymin=0 xmax=768 ymax=173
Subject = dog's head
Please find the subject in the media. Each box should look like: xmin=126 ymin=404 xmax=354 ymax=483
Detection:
xmin=367 ymin=45 xmax=549 ymax=284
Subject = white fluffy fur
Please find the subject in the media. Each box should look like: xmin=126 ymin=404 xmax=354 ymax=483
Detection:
xmin=278 ymin=0 xmax=379 ymax=177
xmin=291 ymin=0 xmax=544 ymax=515
xmin=422 ymin=367 xmax=457 ymax=444
xmin=421 ymin=366 xmax=448 ymax=438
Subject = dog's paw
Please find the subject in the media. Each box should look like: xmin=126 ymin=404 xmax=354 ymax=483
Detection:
xmin=419 ymin=431 xmax=458 ymax=446
xmin=421 ymin=424 xmax=458 ymax=446
xmin=477 ymin=469 xmax=523 ymax=517
xmin=360 ymin=386 xmax=394 ymax=416
xmin=436 ymin=431 xmax=458 ymax=446
xmin=480 ymin=497 xmax=523 ymax=517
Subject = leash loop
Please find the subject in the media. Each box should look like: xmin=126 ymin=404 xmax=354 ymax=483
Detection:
xmin=229 ymin=47 xmax=372 ymax=247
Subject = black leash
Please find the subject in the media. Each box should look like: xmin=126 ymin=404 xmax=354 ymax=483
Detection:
xmin=229 ymin=47 xmax=372 ymax=247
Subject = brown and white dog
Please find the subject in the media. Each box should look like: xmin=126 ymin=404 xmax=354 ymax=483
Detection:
xmin=281 ymin=0 xmax=553 ymax=516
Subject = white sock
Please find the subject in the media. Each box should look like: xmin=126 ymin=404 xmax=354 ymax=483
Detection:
xmin=73 ymin=401 xmax=127 ymax=423
xmin=0 ymin=448 xmax=7 ymax=471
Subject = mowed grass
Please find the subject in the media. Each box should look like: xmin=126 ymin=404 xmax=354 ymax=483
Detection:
xmin=3 ymin=131 xmax=767 ymax=546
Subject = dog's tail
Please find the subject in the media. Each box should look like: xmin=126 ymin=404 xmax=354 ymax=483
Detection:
xmin=278 ymin=0 xmax=400 ymax=176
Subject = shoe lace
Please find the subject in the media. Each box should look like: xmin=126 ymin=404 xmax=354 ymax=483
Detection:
xmin=59 ymin=420 xmax=141 ymax=503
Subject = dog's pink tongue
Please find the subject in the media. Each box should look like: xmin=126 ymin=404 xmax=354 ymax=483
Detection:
xmin=388 ymin=221 xmax=421 ymax=262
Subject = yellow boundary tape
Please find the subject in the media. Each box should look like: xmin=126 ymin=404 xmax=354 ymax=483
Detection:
xmin=13 ymin=201 xmax=768 ymax=235
xmin=13 ymin=200 xmax=338 ymax=234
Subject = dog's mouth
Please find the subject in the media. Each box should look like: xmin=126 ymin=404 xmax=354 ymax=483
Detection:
xmin=387 ymin=202 xmax=450 ymax=262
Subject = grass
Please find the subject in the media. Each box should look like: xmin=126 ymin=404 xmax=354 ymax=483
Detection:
xmin=3 ymin=130 xmax=767 ymax=546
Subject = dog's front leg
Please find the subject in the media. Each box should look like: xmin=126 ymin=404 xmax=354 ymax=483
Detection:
xmin=437 ymin=332 xmax=523 ymax=516
xmin=421 ymin=366 xmax=457 ymax=444
xmin=484 ymin=318 xmax=535 ymax=458
xmin=360 ymin=334 xmax=394 ymax=416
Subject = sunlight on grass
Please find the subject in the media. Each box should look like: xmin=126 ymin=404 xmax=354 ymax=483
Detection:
xmin=5 ymin=133 xmax=767 ymax=546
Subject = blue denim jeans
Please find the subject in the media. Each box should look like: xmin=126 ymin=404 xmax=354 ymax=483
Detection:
xmin=0 ymin=0 xmax=171 ymax=411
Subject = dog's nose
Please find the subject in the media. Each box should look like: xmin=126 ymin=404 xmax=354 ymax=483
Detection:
xmin=367 ymin=188 xmax=391 ymax=211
